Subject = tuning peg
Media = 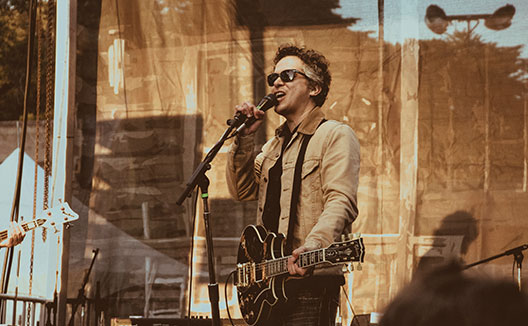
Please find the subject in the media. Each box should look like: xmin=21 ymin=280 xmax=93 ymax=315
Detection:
xmin=357 ymin=263 xmax=362 ymax=271
xmin=342 ymin=263 xmax=354 ymax=273
xmin=341 ymin=234 xmax=346 ymax=242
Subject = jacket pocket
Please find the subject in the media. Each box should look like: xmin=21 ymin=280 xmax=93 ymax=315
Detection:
xmin=302 ymin=159 xmax=320 ymax=179
xmin=300 ymin=159 xmax=323 ymax=235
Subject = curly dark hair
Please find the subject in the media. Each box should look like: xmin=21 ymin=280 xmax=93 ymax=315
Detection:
xmin=273 ymin=44 xmax=331 ymax=106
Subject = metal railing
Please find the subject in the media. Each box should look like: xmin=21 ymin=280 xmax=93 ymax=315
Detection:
xmin=0 ymin=293 xmax=55 ymax=325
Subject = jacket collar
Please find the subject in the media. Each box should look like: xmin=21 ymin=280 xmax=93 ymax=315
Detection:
xmin=275 ymin=106 xmax=325 ymax=137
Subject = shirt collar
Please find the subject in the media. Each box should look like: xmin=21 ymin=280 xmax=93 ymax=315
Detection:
xmin=275 ymin=106 xmax=326 ymax=137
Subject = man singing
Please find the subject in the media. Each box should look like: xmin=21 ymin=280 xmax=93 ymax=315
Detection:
xmin=227 ymin=44 xmax=360 ymax=326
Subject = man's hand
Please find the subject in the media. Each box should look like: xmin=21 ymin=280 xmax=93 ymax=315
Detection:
xmin=0 ymin=222 xmax=26 ymax=248
xmin=234 ymin=102 xmax=266 ymax=136
xmin=287 ymin=246 xmax=311 ymax=276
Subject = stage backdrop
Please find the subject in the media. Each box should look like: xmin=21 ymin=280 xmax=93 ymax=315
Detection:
xmin=66 ymin=0 xmax=528 ymax=323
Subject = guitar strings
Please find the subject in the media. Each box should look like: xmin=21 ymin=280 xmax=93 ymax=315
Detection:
xmin=245 ymin=250 xmax=324 ymax=278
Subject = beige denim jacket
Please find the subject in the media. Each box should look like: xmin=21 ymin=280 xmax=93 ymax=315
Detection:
xmin=226 ymin=106 xmax=360 ymax=260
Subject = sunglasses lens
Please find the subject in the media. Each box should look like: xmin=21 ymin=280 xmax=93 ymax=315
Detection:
xmin=267 ymin=69 xmax=300 ymax=86
xmin=267 ymin=73 xmax=279 ymax=86
xmin=281 ymin=70 xmax=296 ymax=82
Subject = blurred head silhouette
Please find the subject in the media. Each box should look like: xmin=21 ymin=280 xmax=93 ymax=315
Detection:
xmin=415 ymin=211 xmax=478 ymax=275
xmin=380 ymin=260 xmax=528 ymax=326
xmin=434 ymin=211 xmax=478 ymax=255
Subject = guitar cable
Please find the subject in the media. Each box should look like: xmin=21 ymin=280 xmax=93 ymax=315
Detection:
xmin=224 ymin=270 xmax=237 ymax=326
xmin=341 ymin=285 xmax=359 ymax=322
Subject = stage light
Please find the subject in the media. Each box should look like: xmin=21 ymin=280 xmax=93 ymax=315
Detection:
xmin=485 ymin=4 xmax=516 ymax=31
xmin=425 ymin=5 xmax=448 ymax=35
xmin=425 ymin=4 xmax=515 ymax=34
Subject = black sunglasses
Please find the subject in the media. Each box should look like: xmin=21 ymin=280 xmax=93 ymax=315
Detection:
xmin=267 ymin=69 xmax=308 ymax=87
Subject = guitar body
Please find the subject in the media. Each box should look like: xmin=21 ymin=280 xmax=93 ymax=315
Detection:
xmin=234 ymin=224 xmax=365 ymax=326
xmin=236 ymin=225 xmax=288 ymax=326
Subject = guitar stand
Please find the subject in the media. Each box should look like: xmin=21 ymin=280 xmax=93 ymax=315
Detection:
xmin=464 ymin=243 xmax=528 ymax=290
xmin=177 ymin=119 xmax=241 ymax=326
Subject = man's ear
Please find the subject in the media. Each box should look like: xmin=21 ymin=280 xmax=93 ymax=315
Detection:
xmin=309 ymin=83 xmax=322 ymax=97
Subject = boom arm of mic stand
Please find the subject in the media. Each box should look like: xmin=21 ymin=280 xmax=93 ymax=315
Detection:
xmin=464 ymin=244 xmax=528 ymax=269
xmin=177 ymin=126 xmax=234 ymax=206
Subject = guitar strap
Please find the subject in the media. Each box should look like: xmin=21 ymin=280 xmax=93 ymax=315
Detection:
xmin=286 ymin=119 xmax=326 ymax=252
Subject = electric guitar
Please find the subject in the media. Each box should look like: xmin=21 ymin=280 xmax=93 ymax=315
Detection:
xmin=234 ymin=224 xmax=365 ymax=326
xmin=0 ymin=202 xmax=79 ymax=243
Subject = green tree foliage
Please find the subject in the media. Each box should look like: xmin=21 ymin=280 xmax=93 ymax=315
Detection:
xmin=418 ymin=30 xmax=528 ymax=191
xmin=0 ymin=0 xmax=51 ymax=121
xmin=0 ymin=3 xmax=28 ymax=120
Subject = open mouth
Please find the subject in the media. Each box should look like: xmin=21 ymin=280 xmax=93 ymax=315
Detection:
xmin=275 ymin=91 xmax=285 ymax=100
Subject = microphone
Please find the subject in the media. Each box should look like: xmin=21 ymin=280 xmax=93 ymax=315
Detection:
xmin=234 ymin=93 xmax=278 ymax=135
xmin=226 ymin=111 xmax=247 ymax=128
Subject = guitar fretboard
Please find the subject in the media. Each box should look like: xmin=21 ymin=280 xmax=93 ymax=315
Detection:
xmin=259 ymin=249 xmax=326 ymax=278
xmin=0 ymin=219 xmax=46 ymax=241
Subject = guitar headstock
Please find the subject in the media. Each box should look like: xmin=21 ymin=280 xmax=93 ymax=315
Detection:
xmin=324 ymin=233 xmax=365 ymax=269
xmin=41 ymin=202 xmax=79 ymax=232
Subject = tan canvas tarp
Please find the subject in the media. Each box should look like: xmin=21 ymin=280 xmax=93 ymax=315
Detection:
xmin=65 ymin=0 xmax=528 ymax=322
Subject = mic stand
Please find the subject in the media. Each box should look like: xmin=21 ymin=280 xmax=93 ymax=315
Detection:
xmin=464 ymin=243 xmax=528 ymax=290
xmin=68 ymin=248 xmax=99 ymax=326
xmin=177 ymin=122 xmax=239 ymax=326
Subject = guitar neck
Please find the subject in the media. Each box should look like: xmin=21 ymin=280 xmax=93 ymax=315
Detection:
xmin=0 ymin=220 xmax=45 ymax=242
xmin=261 ymin=249 xmax=326 ymax=278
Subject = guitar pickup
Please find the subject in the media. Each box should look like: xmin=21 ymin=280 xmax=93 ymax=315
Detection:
xmin=235 ymin=262 xmax=256 ymax=287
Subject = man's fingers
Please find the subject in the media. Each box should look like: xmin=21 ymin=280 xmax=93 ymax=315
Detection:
xmin=8 ymin=222 xmax=25 ymax=246
xmin=287 ymin=255 xmax=308 ymax=276
xmin=236 ymin=102 xmax=256 ymax=117
xmin=254 ymin=110 xmax=265 ymax=119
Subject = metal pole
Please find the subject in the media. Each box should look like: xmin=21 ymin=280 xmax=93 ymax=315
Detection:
xmin=53 ymin=0 xmax=77 ymax=324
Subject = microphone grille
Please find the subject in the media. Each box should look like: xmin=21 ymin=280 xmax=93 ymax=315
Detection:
xmin=260 ymin=93 xmax=278 ymax=111
xmin=265 ymin=93 xmax=278 ymax=103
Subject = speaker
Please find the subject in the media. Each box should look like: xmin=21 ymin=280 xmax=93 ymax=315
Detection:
xmin=350 ymin=314 xmax=371 ymax=326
